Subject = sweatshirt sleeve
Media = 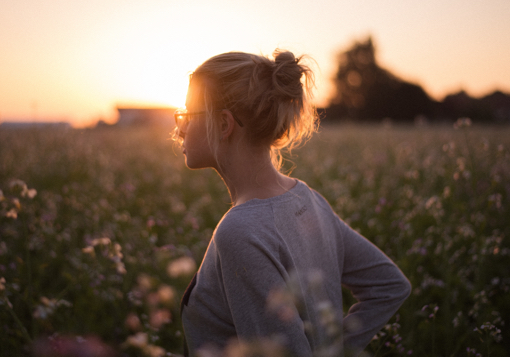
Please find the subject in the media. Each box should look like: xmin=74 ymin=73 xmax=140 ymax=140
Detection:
xmin=213 ymin=220 xmax=313 ymax=357
xmin=339 ymin=219 xmax=411 ymax=352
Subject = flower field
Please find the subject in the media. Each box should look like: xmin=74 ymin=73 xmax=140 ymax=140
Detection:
xmin=1 ymin=122 xmax=509 ymax=356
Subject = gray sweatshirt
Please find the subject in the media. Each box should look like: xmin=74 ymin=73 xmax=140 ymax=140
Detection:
xmin=181 ymin=180 xmax=411 ymax=356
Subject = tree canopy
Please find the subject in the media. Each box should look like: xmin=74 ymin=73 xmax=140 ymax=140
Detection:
xmin=327 ymin=37 xmax=435 ymax=122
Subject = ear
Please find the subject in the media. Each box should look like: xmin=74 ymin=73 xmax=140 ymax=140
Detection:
xmin=219 ymin=109 xmax=236 ymax=141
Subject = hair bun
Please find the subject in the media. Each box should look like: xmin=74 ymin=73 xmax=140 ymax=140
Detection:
xmin=274 ymin=50 xmax=297 ymax=64
xmin=272 ymin=50 xmax=303 ymax=99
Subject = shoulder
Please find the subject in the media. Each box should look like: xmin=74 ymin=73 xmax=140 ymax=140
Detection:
xmin=213 ymin=203 xmax=278 ymax=252
xmin=293 ymin=181 xmax=340 ymax=222
xmin=306 ymin=183 xmax=335 ymax=211
xmin=217 ymin=203 xmax=275 ymax=233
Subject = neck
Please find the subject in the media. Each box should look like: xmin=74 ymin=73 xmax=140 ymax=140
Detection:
xmin=216 ymin=146 xmax=295 ymax=206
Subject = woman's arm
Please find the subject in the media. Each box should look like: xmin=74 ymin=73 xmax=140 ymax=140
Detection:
xmin=339 ymin=220 xmax=412 ymax=351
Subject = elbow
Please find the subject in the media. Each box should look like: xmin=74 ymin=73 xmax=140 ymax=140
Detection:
xmin=384 ymin=268 xmax=412 ymax=304
xmin=387 ymin=272 xmax=412 ymax=305
xmin=399 ymin=276 xmax=412 ymax=302
xmin=405 ymin=278 xmax=412 ymax=298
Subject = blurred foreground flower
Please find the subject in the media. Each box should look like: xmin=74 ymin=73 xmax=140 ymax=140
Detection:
xmin=144 ymin=344 xmax=166 ymax=357
xmin=5 ymin=209 xmax=18 ymax=219
xmin=124 ymin=332 xmax=148 ymax=349
xmin=1 ymin=179 xmax=37 ymax=219
xmin=33 ymin=297 xmax=72 ymax=319
xmin=150 ymin=308 xmax=172 ymax=329
xmin=0 ymin=179 xmax=37 ymax=219
xmin=454 ymin=117 xmax=472 ymax=129
xmin=167 ymin=256 xmax=196 ymax=278
xmin=266 ymin=287 xmax=297 ymax=322
xmin=157 ymin=284 xmax=176 ymax=306
xmin=123 ymin=332 xmax=167 ymax=357
xmin=81 ymin=238 xmax=126 ymax=274
xmin=90 ymin=237 xmax=111 ymax=246
xmin=125 ymin=312 xmax=142 ymax=331
xmin=32 ymin=334 xmax=115 ymax=357
xmin=223 ymin=337 xmax=286 ymax=357
xmin=9 ymin=179 xmax=37 ymax=198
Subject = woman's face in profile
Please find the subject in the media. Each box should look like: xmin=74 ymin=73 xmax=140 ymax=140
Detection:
xmin=181 ymin=85 xmax=216 ymax=170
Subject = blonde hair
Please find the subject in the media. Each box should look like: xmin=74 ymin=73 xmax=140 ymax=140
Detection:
xmin=182 ymin=49 xmax=318 ymax=169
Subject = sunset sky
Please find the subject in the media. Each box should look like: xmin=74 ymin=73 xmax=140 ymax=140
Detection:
xmin=1 ymin=0 xmax=509 ymax=127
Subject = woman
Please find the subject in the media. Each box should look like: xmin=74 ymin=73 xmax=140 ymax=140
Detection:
xmin=174 ymin=50 xmax=411 ymax=357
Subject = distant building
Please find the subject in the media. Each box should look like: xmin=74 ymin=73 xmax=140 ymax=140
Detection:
xmin=0 ymin=121 xmax=71 ymax=129
xmin=116 ymin=107 xmax=176 ymax=127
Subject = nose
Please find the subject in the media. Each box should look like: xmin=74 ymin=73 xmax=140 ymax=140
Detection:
xmin=177 ymin=118 xmax=189 ymax=139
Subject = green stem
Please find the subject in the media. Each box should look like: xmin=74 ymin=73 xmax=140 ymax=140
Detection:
xmin=462 ymin=128 xmax=478 ymax=203
xmin=3 ymin=297 xmax=33 ymax=344
xmin=21 ymin=212 xmax=35 ymax=339
xmin=372 ymin=333 xmax=391 ymax=357
xmin=432 ymin=317 xmax=436 ymax=356
xmin=462 ymin=129 xmax=476 ymax=176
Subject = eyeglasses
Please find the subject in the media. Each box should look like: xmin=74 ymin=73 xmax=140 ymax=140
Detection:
xmin=174 ymin=108 xmax=244 ymax=130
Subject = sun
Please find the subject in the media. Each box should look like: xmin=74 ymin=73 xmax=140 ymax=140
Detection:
xmin=101 ymin=43 xmax=192 ymax=109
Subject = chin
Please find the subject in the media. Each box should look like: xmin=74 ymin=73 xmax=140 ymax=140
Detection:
xmin=184 ymin=158 xmax=208 ymax=170
xmin=184 ymin=159 xmax=198 ymax=169
xmin=183 ymin=150 xmax=217 ymax=170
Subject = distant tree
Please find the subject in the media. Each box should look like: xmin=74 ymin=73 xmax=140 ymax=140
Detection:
xmin=441 ymin=91 xmax=480 ymax=121
xmin=327 ymin=37 xmax=435 ymax=122
xmin=481 ymin=91 xmax=510 ymax=124
xmin=441 ymin=90 xmax=510 ymax=124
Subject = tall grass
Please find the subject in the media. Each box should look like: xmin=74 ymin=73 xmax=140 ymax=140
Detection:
xmin=0 ymin=122 xmax=508 ymax=356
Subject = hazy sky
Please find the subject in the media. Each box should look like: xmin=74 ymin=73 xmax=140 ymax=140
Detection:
xmin=1 ymin=0 xmax=510 ymax=127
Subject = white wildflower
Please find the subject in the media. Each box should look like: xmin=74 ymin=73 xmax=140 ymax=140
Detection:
xmin=167 ymin=256 xmax=196 ymax=278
